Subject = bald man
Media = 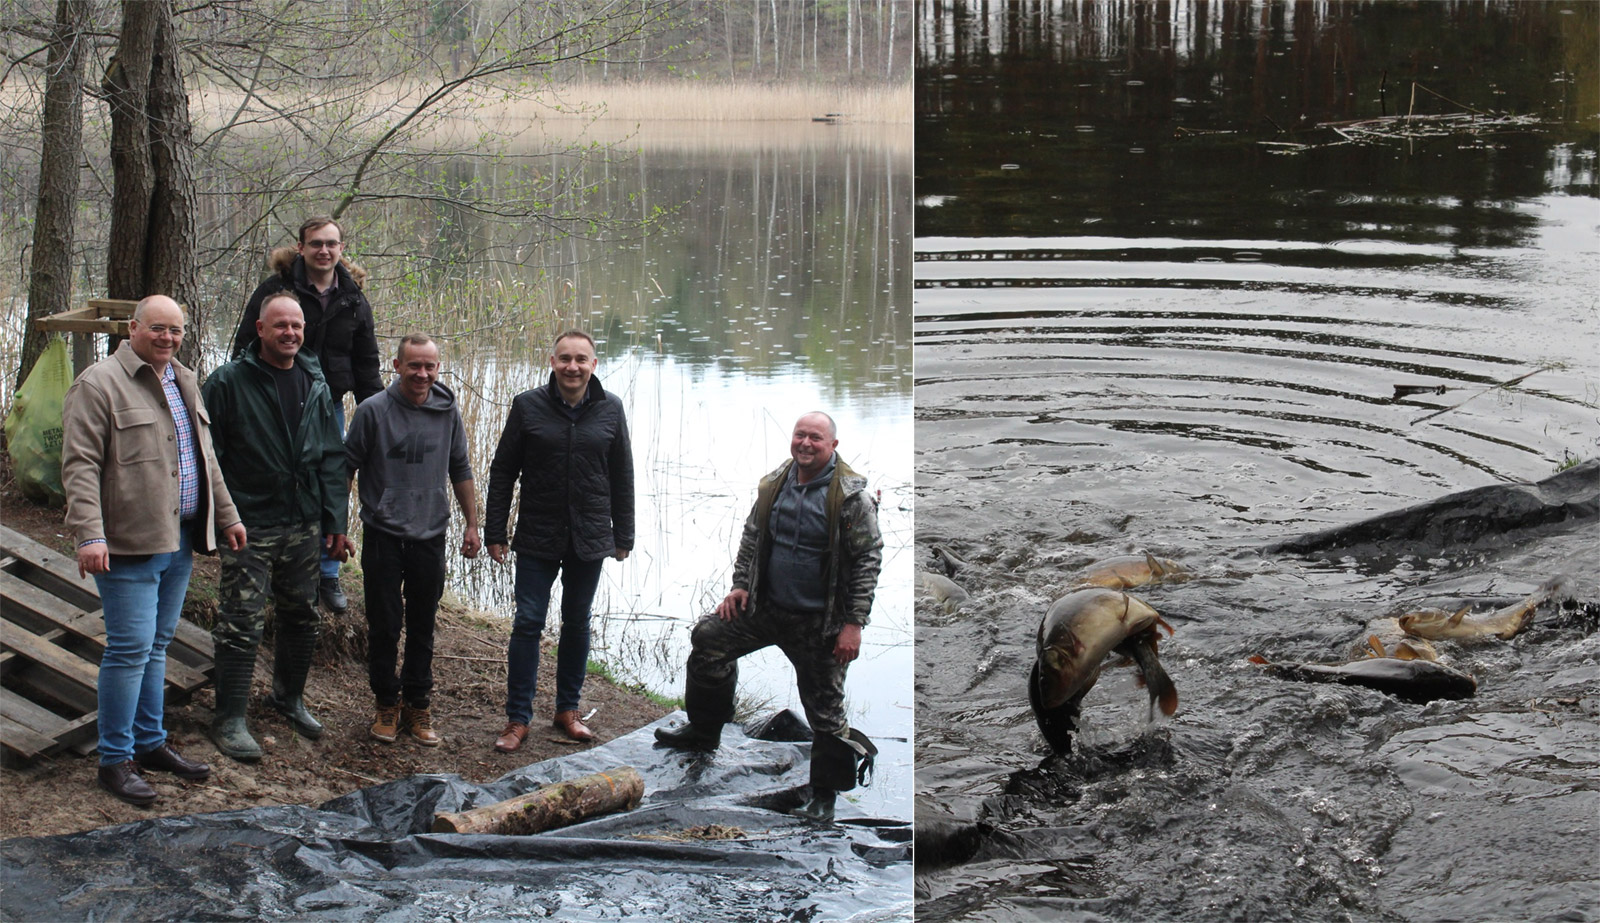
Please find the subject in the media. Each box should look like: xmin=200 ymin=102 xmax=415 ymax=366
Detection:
xmin=202 ymin=293 xmax=351 ymax=763
xmin=655 ymin=412 xmax=884 ymax=824
xmin=62 ymin=295 xmax=246 ymax=805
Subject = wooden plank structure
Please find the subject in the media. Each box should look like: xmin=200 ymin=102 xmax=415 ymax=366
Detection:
xmin=31 ymin=298 xmax=137 ymax=376
xmin=0 ymin=523 xmax=215 ymax=763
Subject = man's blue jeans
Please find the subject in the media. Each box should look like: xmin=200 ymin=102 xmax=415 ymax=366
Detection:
xmin=505 ymin=550 xmax=605 ymax=724
xmin=93 ymin=530 xmax=194 ymax=766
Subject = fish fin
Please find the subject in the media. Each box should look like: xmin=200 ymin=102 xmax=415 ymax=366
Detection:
xmin=1448 ymin=605 xmax=1470 ymax=626
xmin=1248 ymin=654 xmax=1269 ymax=665
xmin=1157 ymin=682 xmax=1179 ymax=717
xmin=1393 ymin=643 xmax=1418 ymax=662
xmin=1366 ymin=635 xmax=1387 ymax=658
xmin=1155 ymin=615 xmax=1176 ymax=637
xmin=1144 ymin=551 xmax=1162 ymax=576
xmin=1501 ymin=608 xmax=1535 ymax=640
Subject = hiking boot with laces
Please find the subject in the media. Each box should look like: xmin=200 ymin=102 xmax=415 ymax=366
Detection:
xmin=402 ymin=705 xmax=441 ymax=747
xmin=370 ymin=704 xmax=401 ymax=743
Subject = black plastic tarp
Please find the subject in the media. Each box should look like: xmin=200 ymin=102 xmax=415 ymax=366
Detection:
xmin=1 ymin=715 xmax=913 ymax=921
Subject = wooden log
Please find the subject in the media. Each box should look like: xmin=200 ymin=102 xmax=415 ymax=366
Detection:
xmin=431 ymin=766 xmax=644 ymax=836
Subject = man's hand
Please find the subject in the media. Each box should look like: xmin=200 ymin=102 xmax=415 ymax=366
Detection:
xmin=77 ymin=543 xmax=110 ymax=578
xmin=833 ymin=623 xmax=862 ymax=665
xmin=715 ymin=588 xmax=749 ymax=621
xmin=461 ymin=526 xmax=482 ymax=559
xmin=487 ymin=543 xmax=509 ymax=564
xmin=324 ymin=533 xmax=353 ymax=562
xmin=222 ymin=522 xmax=247 ymax=551
xmin=614 ymin=548 xmax=629 ymax=561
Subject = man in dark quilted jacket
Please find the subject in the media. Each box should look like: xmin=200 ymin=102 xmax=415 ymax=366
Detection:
xmin=484 ymin=330 xmax=634 ymax=750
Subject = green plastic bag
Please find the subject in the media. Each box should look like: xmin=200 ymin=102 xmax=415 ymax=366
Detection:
xmin=4 ymin=338 xmax=72 ymax=507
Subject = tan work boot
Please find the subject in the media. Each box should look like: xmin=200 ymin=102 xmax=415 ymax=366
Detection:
xmin=370 ymin=704 xmax=401 ymax=743
xmin=402 ymin=705 xmax=441 ymax=747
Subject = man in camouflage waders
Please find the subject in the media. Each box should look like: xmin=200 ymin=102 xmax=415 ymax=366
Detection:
xmin=655 ymin=412 xmax=883 ymax=823
xmin=202 ymin=294 xmax=351 ymax=761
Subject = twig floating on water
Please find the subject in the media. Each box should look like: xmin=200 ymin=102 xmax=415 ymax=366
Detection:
xmin=1410 ymin=367 xmax=1552 ymax=426
xmin=1393 ymin=383 xmax=1448 ymax=400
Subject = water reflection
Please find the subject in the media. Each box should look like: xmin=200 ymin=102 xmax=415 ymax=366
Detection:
xmin=398 ymin=134 xmax=913 ymax=758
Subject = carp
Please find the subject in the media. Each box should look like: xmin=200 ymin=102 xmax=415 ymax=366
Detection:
xmin=930 ymin=544 xmax=970 ymax=578
xmin=1072 ymin=552 xmax=1191 ymax=590
xmin=1397 ymin=576 xmax=1566 ymax=642
xmin=1031 ymin=588 xmax=1179 ymax=754
xmin=1349 ymin=618 xmax=1439 ymax=662
xmin=917 ymin=570 xmax=970 ymax=612
xmin=1249 ymin=655 xmax=1476 ymax=704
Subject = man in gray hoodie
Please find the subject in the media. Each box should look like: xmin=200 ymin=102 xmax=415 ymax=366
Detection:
xmin=344 ymin=335 xmax=481 ymax=745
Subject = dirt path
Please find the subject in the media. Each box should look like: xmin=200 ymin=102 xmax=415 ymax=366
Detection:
xmin=0 ymin=485 xmax=672 ymax=840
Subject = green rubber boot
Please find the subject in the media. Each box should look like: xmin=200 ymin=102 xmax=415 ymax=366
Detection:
xmin=791 ymin=788 xmax=837 ymax=823
xmin=210 ymin=647 xmax=262 ymax=762
xmin=265 ymin=626 xmax=323 ymax=739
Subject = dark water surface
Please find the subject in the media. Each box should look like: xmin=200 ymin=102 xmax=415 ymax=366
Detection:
xmin=914 ymin=3 xmax=1598 ymax=920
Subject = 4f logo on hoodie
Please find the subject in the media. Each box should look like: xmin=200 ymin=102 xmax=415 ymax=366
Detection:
xmin=386 ymin=432 xmax=440 ymax=465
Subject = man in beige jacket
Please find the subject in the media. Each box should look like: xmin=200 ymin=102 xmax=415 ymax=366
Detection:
xmin=61 ymin=295 xmax=247 ymax=805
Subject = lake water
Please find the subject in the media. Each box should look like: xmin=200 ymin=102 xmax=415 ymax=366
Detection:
xmin=914 ymin=3 xmax=1598 ymax=920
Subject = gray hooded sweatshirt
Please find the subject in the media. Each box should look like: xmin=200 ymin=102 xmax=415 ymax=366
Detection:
xmin=344 ymin=380 xmax=472 ymax=540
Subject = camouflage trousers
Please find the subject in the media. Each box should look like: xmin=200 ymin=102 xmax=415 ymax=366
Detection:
xmin=686 ymin=600 xmax=849 ymax=741
xmin=214 ymin=522 xmax=321 ymax=655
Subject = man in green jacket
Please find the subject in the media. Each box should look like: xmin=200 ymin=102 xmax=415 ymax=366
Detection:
xmin=202 ymin=293 xmax=352 ymax=762
xmin=656 ymin=412 xmax=883 ymax=823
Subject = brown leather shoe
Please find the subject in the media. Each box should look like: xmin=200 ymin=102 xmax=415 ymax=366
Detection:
xmin=402 ymin=705 xmax=441 ymax=747
xmin=494 ymin=721 xmax=529 ymax=753
xmin=553 ymin=710 xmax=594 ymax=742
xmin=98 ymin=760 xmax=158 ymax=806
xmin=134 ymin=742 xmax=211 ymax=780
xmin=370 ymin=704 xmax=401 ymax=743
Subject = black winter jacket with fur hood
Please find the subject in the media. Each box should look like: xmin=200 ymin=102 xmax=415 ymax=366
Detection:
xmin=230 ymin=247 xmax=382 ymax=404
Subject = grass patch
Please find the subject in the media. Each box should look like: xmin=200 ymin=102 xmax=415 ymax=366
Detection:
xmin=583 ymin=656 xmax=683 ymax=709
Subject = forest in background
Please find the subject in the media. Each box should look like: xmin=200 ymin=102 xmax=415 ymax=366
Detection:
xmin=0 ymin=0 xmax=912 ymax=388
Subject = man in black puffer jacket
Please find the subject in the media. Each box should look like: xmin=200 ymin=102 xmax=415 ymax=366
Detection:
xmin=231 ymin=217 xmax=382 ymax=614
xmin=484 ymin=329 xmax=634 ymax=750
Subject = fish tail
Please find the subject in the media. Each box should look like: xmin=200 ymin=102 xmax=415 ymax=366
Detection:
xmin=1151 ymin=663 xmax=1179 ymax=717
xmin=1125 ymin=635 xmax=1179 ymax=718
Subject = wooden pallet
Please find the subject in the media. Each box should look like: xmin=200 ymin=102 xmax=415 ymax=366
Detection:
xmin=0 ymin=523 xmax=215 ymax=763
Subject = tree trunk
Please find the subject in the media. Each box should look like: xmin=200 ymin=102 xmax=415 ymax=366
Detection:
xmin=145 ymin=1 xmax=200 ymax=367
xmin=102 ymin=0 xmax=200 ymax=367
xmin=430 ymin=767 xmax=644 ymax=836
xmin=18 ymin=0 xmax=91 ymax=390
xmin=103 ymin=0 xmax=157 ymax=301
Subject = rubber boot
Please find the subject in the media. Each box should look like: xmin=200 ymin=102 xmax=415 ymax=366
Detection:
xmin=653 ymin=721 xmax=722 ymax=751
xmin=791 ymin=788 xmax=837 ymax=823
xmin=684 ymin=671 xmax=737 ymax=727
xmin=210 ymin=647 xmax=262 ymax=762
xmin=791 ymin=730 xmax=871 ymax=823
xmin=654 ymin=672 xmax=736 ymax=750
xmin=265 ymin=626 xmax=323 ymax=739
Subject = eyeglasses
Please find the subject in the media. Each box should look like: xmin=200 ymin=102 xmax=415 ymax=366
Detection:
xmin=142 ymin=324 xmax=185 ymax=337
xmin=304 ymin=239 xmax=343 ymax=250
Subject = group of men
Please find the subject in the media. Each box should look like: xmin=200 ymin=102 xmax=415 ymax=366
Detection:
xmin=59 ymin=217 xmax=883 ymax=824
